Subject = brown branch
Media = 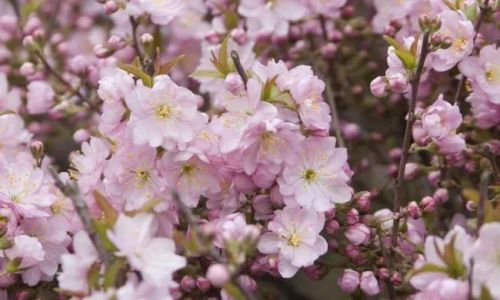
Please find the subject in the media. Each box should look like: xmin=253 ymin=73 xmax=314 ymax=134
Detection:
xmin=325 ymin=79 xmax=345 ymax=148
xmin=230 ymin=50 xmax=248 ymax=88
xmin=129 ymin=16 xmax=145 ymax=70
xmin=49 ymin=168 xmax=112 ymax=267
xmin=391 ymin=31 xmax=432 ymax=248
xmin=477 ymin=170 xmax=491 ymax=231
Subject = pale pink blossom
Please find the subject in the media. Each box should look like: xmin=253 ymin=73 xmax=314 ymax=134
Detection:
xmin=471 ymin=223 xmax=500 ymax=299
xmin=360 ymin=271 xmax=380 ymax=296
xmin=290 ymin=75 xmax=331 ymax=131
xmin=0 ymin=73 xmax=21 ymax=112
xmin=345 ymin=223 xmax=371 ymax=245
xmin=278 ymin=137 xmax=352 ymax=212
xmin=421 ymin=95 xmax=462 ymax=140
xmin=107 ymin=214 xmax=186 ymax=287
xmin=4 ymin=235 xmax=45 ymax=284
xmin=257 ymin=205 xmax=327 ymax=278
xmin=125 ymin=75 xmax=204 ymax=149
xmin=126 ymin=0 xmax=185 ymax=25
xmin=71 ymin=137 xmax=110 ymax=193
xmin=97 ymin=68 xmax=135 ymax=103
xmin=58 ymin=231 xmax=98 ymax=294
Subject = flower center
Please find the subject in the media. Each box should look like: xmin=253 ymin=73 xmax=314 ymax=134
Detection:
xmin=134 ymin=169 xmax=151 ymax=183
xmin=452 ymin=38 xmax=468 ymax=52
xmin=486 ymin=68 xmax=498 ymax=82
xmin=303 ymin=169 xmax=317 ymax=183
xmin=181 ymin=164 xmax=196 ymax=176
xmin=155 ymin=104 xmax=172 ymax=119
xmin=287 ymin=232 xmax=301 ymax=247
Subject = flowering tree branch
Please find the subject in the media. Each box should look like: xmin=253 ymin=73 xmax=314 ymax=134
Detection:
xmin=391 ymin=30 xmax=432 ymax=248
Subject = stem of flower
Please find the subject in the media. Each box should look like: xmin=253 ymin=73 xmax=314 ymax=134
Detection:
xmin=325 ymin=79 xmax=345 ymax=148
xmin=230 ymin=50 xmax=248 ymax=88
xmin=391 ymin=30 xmax=431 ymax=251
xmin=49 ymin=168 xmax=112 ymax=267
xmin=129 ymin=16 xmax=146 ymax=70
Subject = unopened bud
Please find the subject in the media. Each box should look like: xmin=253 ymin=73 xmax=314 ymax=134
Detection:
xmin=230 ymin=28 xmax=247 ymax=44
xmin=103 ymin=1 xmax=118 ymax=14
xmin=206 ymin=264 xmax=230 ymax=287
xmin=420 ymin=196 xmax=436 ymax=213
xmin=180 ymin=275 xmax=195 ymax=292
xmin=390 ymin=272 xmax=402 ymax=286
xmin=370 ymin=76 xmax=389 ymax=97
xmin=441 ymin=36 xmax=453 ymax=49
xmin=407 ymin=201 xmax=422 ymax=219
xmin=30 ymin=140 xmax=44 ymax=167
xmin=346 ymin=208 xmax=359 ymax=225
xmin=20 ymin=62 xmax=36 ymax=77
xmin=195 ymin=277 xmax=211 ymax=292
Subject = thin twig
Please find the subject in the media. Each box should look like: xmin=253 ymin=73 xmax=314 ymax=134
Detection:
xmin=325 ymin=80 xmax=345 ymax=148
xmin=129 ymin=16 xmax=145 ymax=69
xmin=172 ymin=192 xmax=257 ymax=300
xmin=376 ymin=228 xmax=396 ymax=300
xmin=477 ymin=170 xmax=491 ymax=231
xmin=391 ymin=31 xmax=432 ymax=249
xmin=453 ymin=0 xmax=490 ymax=105
xmin=34 ymin=51 xmax=98 ymax=111
xmin=230 ymin=50 xmax=248 ymax=88
xmin=49 ymin=168 xmax=112 ymax=267
xmin=485 ymin=146 xmax=500 ymax=181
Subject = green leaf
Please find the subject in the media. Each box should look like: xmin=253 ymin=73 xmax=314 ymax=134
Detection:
xmin=383 ymin=35 xmax=404 ymax=50
xmin=223 ymin=283 xmax=246 ymax=300
xmin=87 ymin=263 xmax=101 ymax=291
xmin=409 ymin=263 xmax=449 ymax=277
xmin=395 ymin=49 xmax=417 ymax=70
xmin=103 ymin=258 xmax=128 ymax=289
xmin=463 ymin=3 xmax=478 ymax=21
xmin=441 ymin=0 xmax=457 ymax=10
xmin=219 ymin=36 xmax=231 ymax=74
xmin=190 ymin=69 xmax=225 ymax=79
xmin=118 ymin=63 xmax=153 ymax=87
xmin=93 ymin=220 xmax=117 ymax=252
xmin=223 ymin=10 xmax=239 ymax=30
xmin=479 ymin=286 xmax=494 ymax=300
xmin=20 ymin=0 xmax=44 ymax=24
xmin=155 ymin=55 xmax=186 ymax=76
xmin=93 ymin=190 xmax=117 ymax=226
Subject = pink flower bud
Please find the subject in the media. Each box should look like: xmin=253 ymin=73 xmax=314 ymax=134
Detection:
xmin=20 ymin=62 xmax=36 ymax=77
xmin=342 ymin=123 xmax=361 ymax=141
xmin=345 ymin=244 xmax=361 ymax=259
xmin=404 ymin=163 xmax=420 ymax=180
xmin=238 ymin=275 xmax=257 ymax=292
xmin=108 ymin=35 xmax=125 ymax=50
xmin=433 ymin=188 xmax=449 ymax=203
xmin=389 ymin=148 xmax=402 ymax=161
xmin=103 ymin=1 xmax=118 ymax=14
xmin=206 ymin=264 xmax=230 ymax=287
xmin=195 ymin=277 xmax=211 ymax=292
xmin=24 ymin=17 xmax=41 ymax=35
xmin=388 ymin=73 xmax=409 ymax=93
xmin=390 ymin=272 xmax=402 ymax=286
xmin=230 ymin=28 xmax=247 ymax=44
xmin=73 ymin=129 xmax=90 ymax=143
xmin=0 ymin=15 xmax=17 ymax=34
xmin=94 ymin=44 xmax=111 ymax=58
xmin=338 ymin=269 xmax=360 ymax=293
xmin=320 ymin=43 xmax=337 ymax=59
xmin=356 ymin=193 xmax=371 ymax=212
xmin=360 ymin=271 xmax=380 ymax=296
xmin=377 ymin=268 xmax=390 ymax=280
xmin=407 ymin=201 xmax=421 ymax=219
xmin=181 ymin=275 xmax=195 ymax=292
xmin=205 ymin=30 xmax=221 ymax=44
xmin=346 ymin=208 xmax=359 ymax=225
xmin=224 ymin=73 xmax=244 ymax=94
xmin=370 ymin=76 xmax=388 ymax=97
xmin=345 ymin=223 xmax=370 ymax=245
xmin=420 ymin=196 xmax=436 ymax=213
xmin=427 ymin=170 xmax=441 ymax=186
xmin=326 ymin=220 xmax=340 ymax=235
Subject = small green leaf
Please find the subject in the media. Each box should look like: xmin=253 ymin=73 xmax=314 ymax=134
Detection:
xmin=463 ymin=3 xmax=478 ymax=21
xmin=118 ymin=63 xmax=153 ymax=87
xmin=191 ymin=70 xmax=225 ymax=79
xmin=409 ymin=263 xmax=449 ymax=277
xmin=103 ymin=258 xmax=128 ymax=289
xmin=442 ymin=0 xmax=457 ymax=10
xmin=383 ymin=35 xmax=404 ymax=50
xmin=479 ymin=286 xmax=494 ymax=300
xmin=87 ymin=263 xmax=101 ymax=291
xmin=223 ymin=283 xmax=246 ymax=300
xmin=155 ymin=55 xmax=186 ymax=76
xmin=93 ymin=220 xmax=117 ymax=252
xmin=395 ymin=49 xmax=417 ymax=70
xmin=93 ymin=190 xmax=117 ymax=226
xmin=219 ymin=36 xmax=231 ymax=74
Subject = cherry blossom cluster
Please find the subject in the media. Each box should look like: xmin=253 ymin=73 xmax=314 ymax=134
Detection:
xmin=0 ymin=0 xmax=499 ymax=299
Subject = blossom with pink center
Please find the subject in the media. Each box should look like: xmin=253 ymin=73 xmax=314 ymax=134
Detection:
xmin=104 ymin=142 xmax=164 ymax=211
xmin=257 ymin=205 xmax=327 ymax=278
xmin=107 ymin=213 xmax=186 ymax=287
xmin=0 ymin=158 xmax=55 ymax=217
xmin=125 ymin=75 xmax=204 ymax=149
xmin=278 ymin=137 xmax=352 ymax=212
xmin=459 ymin=44 xmax=500 ymax=104
xmin=431 ymin=11 xmax=474 ymax=72
xmin=159 ymin=149 xmax=221 ymax=207
xmin=71 ymin=137 xmax=110 ymax=193
xmin=126 ymin=0 xmax=185 ymax=25
xmin=58 ymin=231 xmax=98 ymax=294
xmin=466 ymin=89 xmax=500 ymax=129
xmin=421 ymin=95 xmax=462 ymax=140
xmin=26 ymin=81 xmax=55 ymax=115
